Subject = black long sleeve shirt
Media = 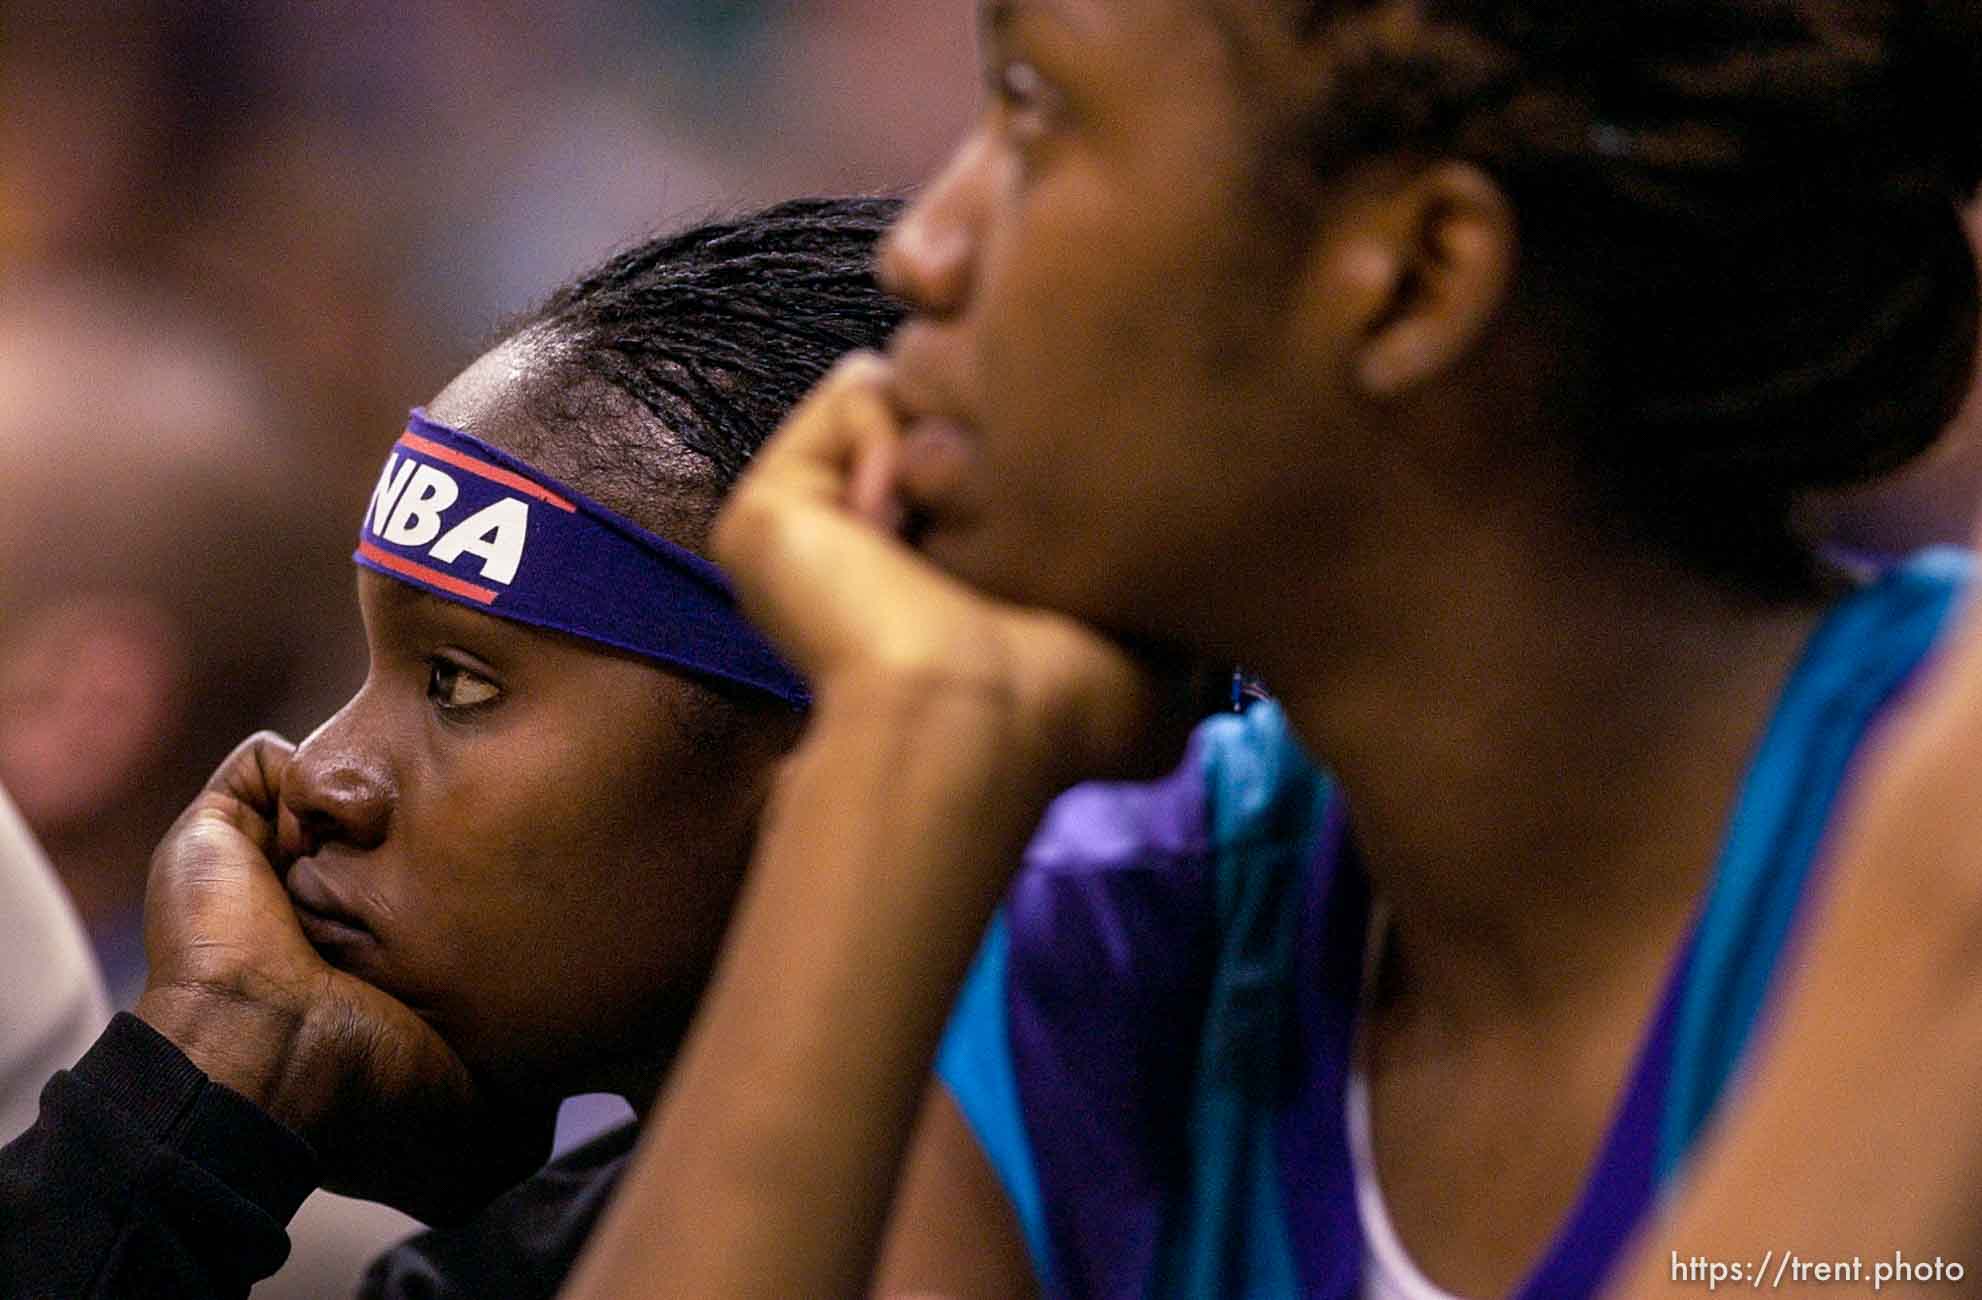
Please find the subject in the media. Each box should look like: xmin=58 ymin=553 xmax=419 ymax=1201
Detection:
xmin=0 ymin=1013 xmax=315 ymax=1298
xmin=1 ymin=1014 xmax=633 ymax=1300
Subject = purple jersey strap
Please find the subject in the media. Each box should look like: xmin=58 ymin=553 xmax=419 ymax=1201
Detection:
xmin=1275 ymin=823 xmax=1695 ymax=1300
xmin=353 ymin=410 xmax=807 ymax=706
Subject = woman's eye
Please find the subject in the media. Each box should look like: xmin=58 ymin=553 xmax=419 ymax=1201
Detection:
xmin=427 ymin=659 xmax=501 ymax=712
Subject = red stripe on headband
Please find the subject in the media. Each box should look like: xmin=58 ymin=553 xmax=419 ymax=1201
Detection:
xmin=400 ymin=430 xmax=579 ymax=513
xmin=358 ymin=540 xmax=501 ymax=605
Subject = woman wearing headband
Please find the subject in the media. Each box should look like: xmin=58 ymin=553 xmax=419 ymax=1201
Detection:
xmin=0 ymin=196 xmax=902 ymax=1299
xmin=566 ymin=3 xmax=1982 ymax=1298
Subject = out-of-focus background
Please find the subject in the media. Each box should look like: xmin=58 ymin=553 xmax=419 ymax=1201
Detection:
xmin=0 ymin=2 xmax=975 ymax=1292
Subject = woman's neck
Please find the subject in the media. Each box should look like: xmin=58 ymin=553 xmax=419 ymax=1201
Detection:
xmin=1257 ymin=527 xmax=1835 ymax=1032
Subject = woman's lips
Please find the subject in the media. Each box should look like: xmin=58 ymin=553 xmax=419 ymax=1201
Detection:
xmin=291 ymin=902 xmax=373 ymax=952
xmin=281 ymin=863 xmax=435 ymax=1019
xmin=285 ymin=860 xmax=376 ymax=954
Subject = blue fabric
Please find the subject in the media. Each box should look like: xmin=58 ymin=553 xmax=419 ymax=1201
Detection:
xmin=938 ymin=550 xmax=1969 ymax=1299
xmin=353 ymin=410 xmax=808 ymax=706
xmin=1659 ymin=547 xmax=1970 ymax=1177
xmin=1152 ymin=702 xmax=1327 ymax=1298
xmin=937 ymin=914 xmax=1055 ymax=1288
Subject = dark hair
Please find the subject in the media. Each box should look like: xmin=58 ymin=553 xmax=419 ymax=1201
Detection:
xmin=1256 ymin=1 xmax=1982 ymax=586
xmin=507 ymin=195 xmax=906 ymax=549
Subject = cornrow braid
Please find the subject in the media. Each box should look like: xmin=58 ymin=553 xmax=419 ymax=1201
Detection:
xmin=507 ymin=196 xmax=905 ymax=547
xmin=1272 ymin=0 xmax=1982 ymax=584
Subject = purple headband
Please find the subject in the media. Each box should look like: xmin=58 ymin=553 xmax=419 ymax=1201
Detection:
xmin=353 ymin=409 xmax=808 ymax=707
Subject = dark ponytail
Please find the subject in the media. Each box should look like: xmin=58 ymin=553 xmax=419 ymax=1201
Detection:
xmin=493 ymin=196 xmax=904 ymax=549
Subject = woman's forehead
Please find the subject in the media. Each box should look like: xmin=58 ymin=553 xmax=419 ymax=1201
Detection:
xmin=357 ymin=567 xmax=507 ymax=641
xmin=424 ymin=331 xmax=568 ymax=455
xmin=355 ymin=568 xmax=695 ymax=703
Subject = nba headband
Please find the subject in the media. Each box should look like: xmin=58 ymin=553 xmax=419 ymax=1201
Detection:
xmin=354 ymin=409 xmax=808 ymax=707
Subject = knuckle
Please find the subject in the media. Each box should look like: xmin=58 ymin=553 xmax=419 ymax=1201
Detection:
xmin=244 ymin=728 xmax=295 ymax=757
xmin=227 ymin=729 xmax=289 ymax=767
xmin=827 ymin=350 xmax=887 ymax=390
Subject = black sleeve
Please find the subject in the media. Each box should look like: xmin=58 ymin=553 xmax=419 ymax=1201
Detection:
xmin=0 ymin=1012 xmax=319 ymax=1300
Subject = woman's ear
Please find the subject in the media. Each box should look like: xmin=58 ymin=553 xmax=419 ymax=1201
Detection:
xmin=1310 ymin=161 xmax=1518 ymax=398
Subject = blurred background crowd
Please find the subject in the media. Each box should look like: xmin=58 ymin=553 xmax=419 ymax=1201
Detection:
xmin=3 ymin=1 xmax=1981 ymax=1295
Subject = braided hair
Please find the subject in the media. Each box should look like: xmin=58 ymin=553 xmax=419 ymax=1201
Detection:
xmin=506 ymin=196 xmax=905 ymax=550
xmin=1243 ymin=1 xmax=1982 ymax=586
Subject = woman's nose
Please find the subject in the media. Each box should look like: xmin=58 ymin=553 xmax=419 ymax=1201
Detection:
xmin=279 ymin=701 xmax=393 ymax=858
xmin=879 ymin=132 xmax=993 ymax=318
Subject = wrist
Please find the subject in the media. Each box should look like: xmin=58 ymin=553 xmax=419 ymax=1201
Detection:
xmin=135 ymin=982 xmax=327 ymax=1137
xmin=811 ymin=664 xmax=1070 ymax=801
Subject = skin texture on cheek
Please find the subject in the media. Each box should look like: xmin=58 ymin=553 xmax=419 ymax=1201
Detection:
xmin=963 ymin=234 xmax=1308 ymax=640
xmin=386 ymin=642 xmax=763 ymax=1103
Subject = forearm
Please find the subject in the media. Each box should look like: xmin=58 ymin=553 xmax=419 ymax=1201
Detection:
xmin=566 ymin=673 xmax=1062 ymax=1299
